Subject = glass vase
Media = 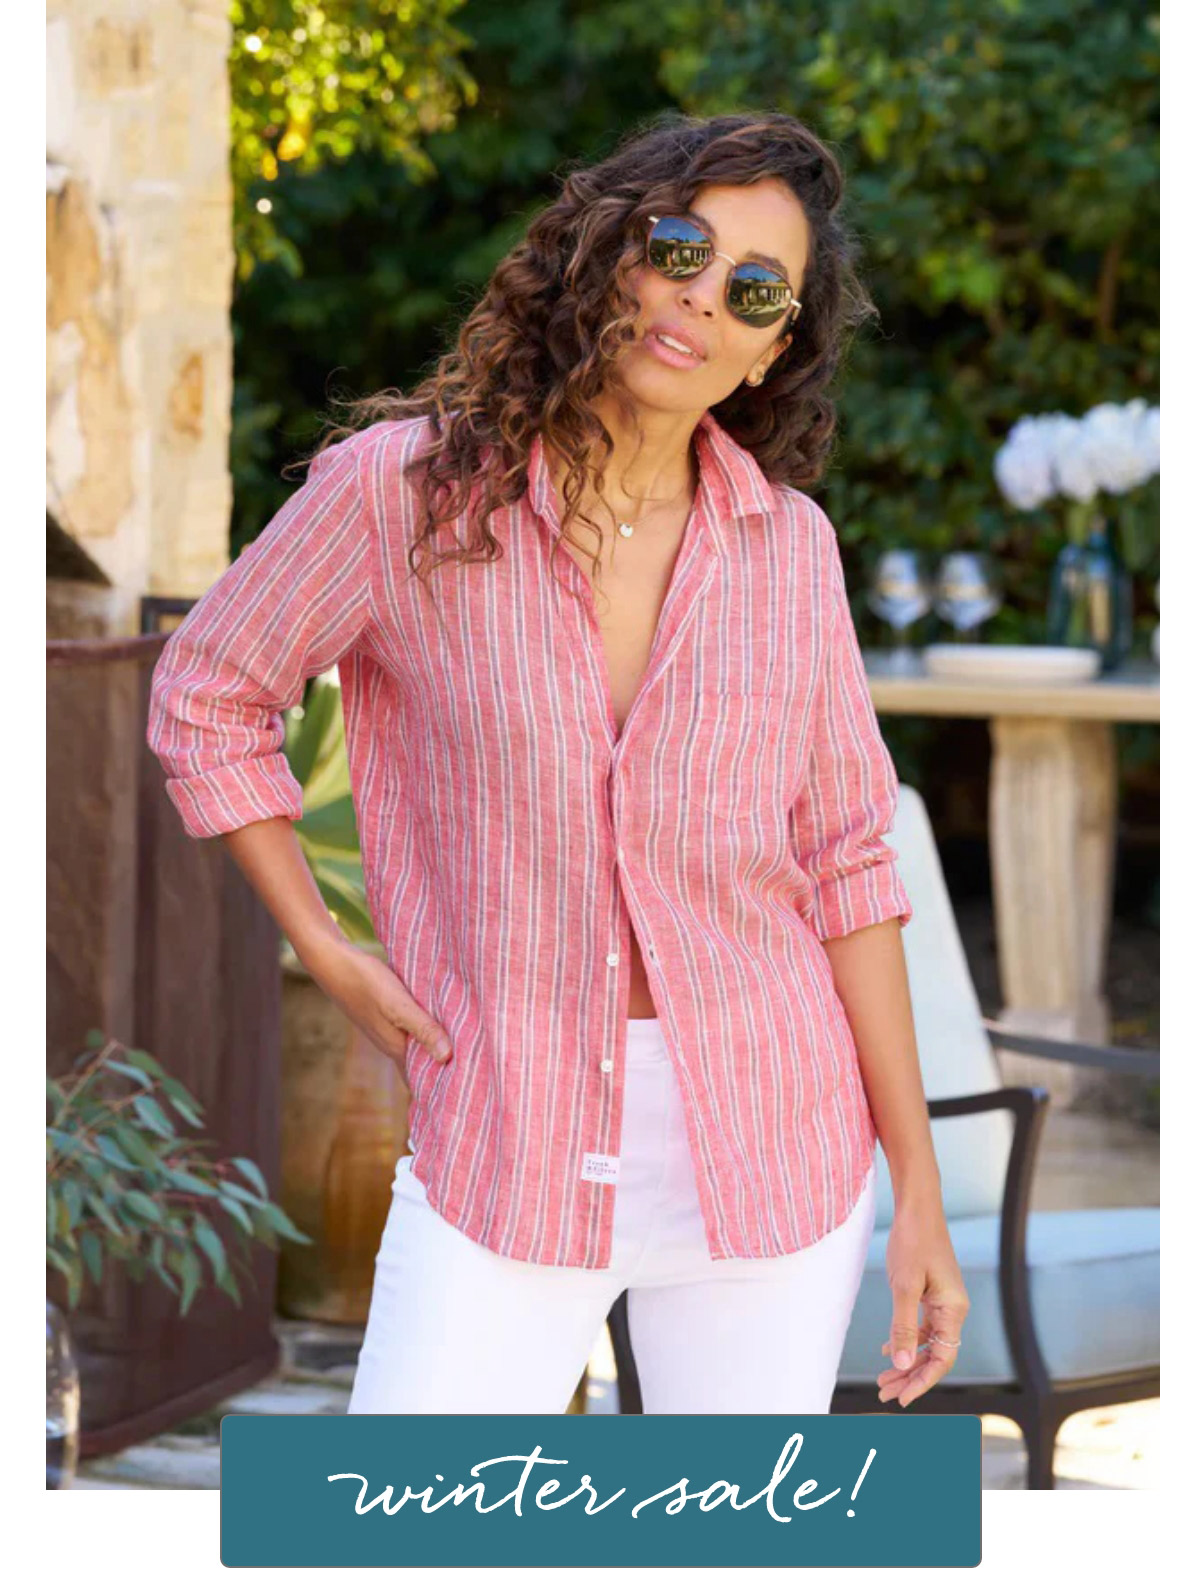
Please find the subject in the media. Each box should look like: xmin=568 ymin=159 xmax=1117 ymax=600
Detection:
xmin=1046 ymin=516 xmax=1133 ymax=673
xmin=47 ymin=1298 xmax=81 ymax=1489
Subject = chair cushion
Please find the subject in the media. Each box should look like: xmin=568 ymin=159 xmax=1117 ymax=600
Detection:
xmin=838 ymin=1207 xmax=1159 ymax=1385
xmin=878 ymin=788 xmax=1011 ymax=1227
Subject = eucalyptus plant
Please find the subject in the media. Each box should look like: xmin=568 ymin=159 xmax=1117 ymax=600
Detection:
xmin=47 ymin=1032 xmax=312 ymax=1315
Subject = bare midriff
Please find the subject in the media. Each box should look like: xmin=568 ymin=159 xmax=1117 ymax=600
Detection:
xmin=556 ymin=495 xmax=694 ymax=1021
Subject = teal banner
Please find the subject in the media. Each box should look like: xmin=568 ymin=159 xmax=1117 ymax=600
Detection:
xmin=221 ymin=1414 xmax=981 ymax=1567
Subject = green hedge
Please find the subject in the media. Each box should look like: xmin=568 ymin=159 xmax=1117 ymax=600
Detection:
xmin=231 ymin=0 xmax=1159 ymax=822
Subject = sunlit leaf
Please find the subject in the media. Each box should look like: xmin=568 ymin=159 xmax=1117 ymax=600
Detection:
xmin=230 ymin=1157 xmax=270 ymax=1198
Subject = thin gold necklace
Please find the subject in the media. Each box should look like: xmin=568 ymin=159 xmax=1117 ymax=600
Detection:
xmin=612 ymin=474 xmax=693 ymax=538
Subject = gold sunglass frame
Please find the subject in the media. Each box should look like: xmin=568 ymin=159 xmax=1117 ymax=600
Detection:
xmin=646 ymin=213 xmax=803 ymax=325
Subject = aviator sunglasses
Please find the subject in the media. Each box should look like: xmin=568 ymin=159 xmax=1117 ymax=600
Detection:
xmin=645 ymin=213 xmax=802 ymax=329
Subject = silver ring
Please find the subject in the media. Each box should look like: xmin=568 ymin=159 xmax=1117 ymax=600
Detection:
xmin=927 ymin=1335 xmax=961 ymax=1349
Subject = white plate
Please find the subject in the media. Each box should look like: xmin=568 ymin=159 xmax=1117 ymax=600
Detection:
xmin=922 ymin=644 xmax=1101 ymax=685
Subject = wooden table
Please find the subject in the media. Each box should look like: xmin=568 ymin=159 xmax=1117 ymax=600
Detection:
xmin=864 ymin=652 xmax=1159 ymax=1096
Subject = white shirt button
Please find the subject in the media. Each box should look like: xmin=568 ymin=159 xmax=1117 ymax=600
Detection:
xmin=616 ymin=850 xmax=626 ymax=866
xmin=600 ymin=1058 xmax=614 ymax=1072
xmin=606 ymin=951 xmax=619 ymax=967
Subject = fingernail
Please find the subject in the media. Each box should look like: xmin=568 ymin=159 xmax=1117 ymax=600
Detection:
xmin=436 ymin=1038 xmax=451 ymax=1057
xmin=897 ymin=1349 xmax=912 ymax=1369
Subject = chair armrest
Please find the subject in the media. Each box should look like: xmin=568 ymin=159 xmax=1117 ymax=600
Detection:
xmin=926 ymin=1084 xmax=1056 ymax=1393
xmin=982 ymin=1020 xmax=1159 ymax=1078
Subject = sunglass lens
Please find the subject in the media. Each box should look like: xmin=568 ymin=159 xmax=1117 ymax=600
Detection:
xmin=647 ymin=219 xmax=793 ymax=327
xmin=647 ymin=216 xmax=711 ymax=277
xmin=727 ymin=264 xmax=790 ymax=327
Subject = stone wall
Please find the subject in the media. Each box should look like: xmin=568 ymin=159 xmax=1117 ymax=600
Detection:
xmin=47 ymin=1 xmax=234 ymax=636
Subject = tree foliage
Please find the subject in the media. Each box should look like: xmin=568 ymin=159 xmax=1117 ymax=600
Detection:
xmin=231 ymin=0 xmax=674 ymax=549
xmin=230 ymin=0 xmax=478 ymax=280
xmin=647 ymin=0 xmax=1159 ymax=628
xmin=231 ymin=0 xmax=1158 ymax=650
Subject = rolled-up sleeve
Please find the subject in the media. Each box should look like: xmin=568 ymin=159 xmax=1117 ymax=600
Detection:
xmin=792 ymin=506 xmax=913 ymax=941
xmin=146 ymin=430 xmax=378 ymax=839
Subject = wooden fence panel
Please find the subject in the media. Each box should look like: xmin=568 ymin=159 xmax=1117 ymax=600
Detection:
xmin=47 ymin=634 xmax=281 ymax=1458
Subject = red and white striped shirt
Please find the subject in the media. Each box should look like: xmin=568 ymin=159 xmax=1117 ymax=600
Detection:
xmin=147 ymin=410 xmax=912 ymax=1268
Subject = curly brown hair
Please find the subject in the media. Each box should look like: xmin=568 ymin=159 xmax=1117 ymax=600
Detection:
xmin=302 ymin=109 xmax=877 ymax=599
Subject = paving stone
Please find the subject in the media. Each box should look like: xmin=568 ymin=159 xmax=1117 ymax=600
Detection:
xmin=220 ymin=1379 xmax=350 ymax=1417
xmin=305 ymin=1363 xmax=356 ymax=1389
xmin=78 ymin=1434 xmax=221 ymax=1490
xmin=978 ymin=1403 xmax=1159 ymax=1490
xmin=585 ymin=1377 xmax=619 ymax=1414
xmin=1032 ymin=1111 xmax=1159 ymax=1212
xmin=275 ymin=1319 xmax=366 ymax=1378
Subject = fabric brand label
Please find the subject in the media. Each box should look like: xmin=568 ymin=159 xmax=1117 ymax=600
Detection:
xmin=581 ymin=1151 xmax=621 ymax=1184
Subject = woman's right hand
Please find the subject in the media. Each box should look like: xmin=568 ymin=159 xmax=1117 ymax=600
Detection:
xmin=213 ymin=821 xmax=450 ymax=1094
xmin=305 ymin=937 xmax=452 ymax=1095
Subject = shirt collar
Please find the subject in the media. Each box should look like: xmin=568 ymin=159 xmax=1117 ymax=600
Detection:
xmin=526 ymin=408 xmax=775 ymax=543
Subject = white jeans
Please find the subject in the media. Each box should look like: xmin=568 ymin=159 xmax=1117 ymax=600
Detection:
xmin=348 ymin=1016 xmax=877 ymax=1415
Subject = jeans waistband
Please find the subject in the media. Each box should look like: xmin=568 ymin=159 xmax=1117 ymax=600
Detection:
xmin=624 ymin=1016 xmax=668 ymax=1062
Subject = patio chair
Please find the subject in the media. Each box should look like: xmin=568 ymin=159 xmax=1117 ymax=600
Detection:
xmin=604 ymin=783 xmax=1159 ymax=1489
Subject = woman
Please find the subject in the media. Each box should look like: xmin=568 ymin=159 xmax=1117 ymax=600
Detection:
xmin=147 ymin=110 xmax=969 ymax=1415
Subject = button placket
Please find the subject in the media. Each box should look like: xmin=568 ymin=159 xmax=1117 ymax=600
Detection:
xmin=601 ymin=855 xmax=625 ymax=1077
xmin=615 ymin=843 xmax=658 ymax=965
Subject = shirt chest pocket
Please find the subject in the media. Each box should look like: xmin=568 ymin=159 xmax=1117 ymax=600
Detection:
xmin=682 ymin=689 xmax=797 ymax=825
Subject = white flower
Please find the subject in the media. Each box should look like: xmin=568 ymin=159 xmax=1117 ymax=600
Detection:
xmin=1052 ymin=420 xmax=1101 ymax=503
xmin=995 ymin=401 xmax=1160 ymax=510
xmin=1075 ymin=400 xmax=1158 ymax=494
xmin=994 ymin=412 xmax=1078 ymax=509
xmin=1136 ymin=404 xmax=1160 ymax=479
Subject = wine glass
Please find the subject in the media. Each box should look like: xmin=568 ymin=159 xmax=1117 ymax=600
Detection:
xmin=933 ymin=552 xmax=1002 ymax=642
xmin=865 ymin=549 xmax=933 ymax=675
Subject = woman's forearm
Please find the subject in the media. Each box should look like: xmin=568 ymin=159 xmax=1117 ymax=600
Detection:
xmin=821 ymin=917 xmax=942 ymax=1209
xmin=218 ymin=816 xmax=451 ymax=1070
xmin=219 ymin=816 xmax=350 ymax=975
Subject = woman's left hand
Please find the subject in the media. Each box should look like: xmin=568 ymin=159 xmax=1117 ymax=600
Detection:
xmin=878 ymin=1201 xmax=970 ymax=1407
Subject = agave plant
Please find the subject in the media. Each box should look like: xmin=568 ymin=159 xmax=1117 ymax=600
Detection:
xmin=283 ymin=671 xmax=377 ymax=945
xmin=47 ymin=1033 xmax=312 ymax=1315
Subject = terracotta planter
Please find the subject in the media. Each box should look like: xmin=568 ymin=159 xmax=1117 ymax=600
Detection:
xmin=277 ymin=949 xmax=411 ymax=1323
